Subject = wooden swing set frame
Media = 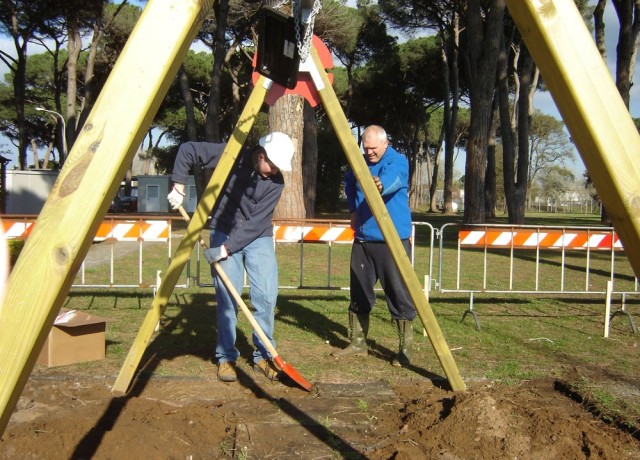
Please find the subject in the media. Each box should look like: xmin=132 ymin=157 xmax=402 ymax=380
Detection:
xmin=2 ymin=0 xmax=640 ymax=436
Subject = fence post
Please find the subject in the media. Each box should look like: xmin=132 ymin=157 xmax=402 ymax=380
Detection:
xmin=604 ymin=280 xmax=612 ymax=338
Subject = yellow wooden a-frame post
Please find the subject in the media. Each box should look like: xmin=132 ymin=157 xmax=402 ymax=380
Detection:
xmin=4 ymin=0 xmax=640 ymax=436
xmin=506 ymin=0 xmax=640 ymax=279
xmin=0 ymin=0 xmax=214 ymax=435
xmin=305 ymin=49 xmax=467 ymax=391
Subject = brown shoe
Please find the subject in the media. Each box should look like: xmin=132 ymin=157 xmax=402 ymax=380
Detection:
xmin=254 ymin=359 xmax=279 ymax=381
xmin=217 ymin=361 xmax=237 ymax=382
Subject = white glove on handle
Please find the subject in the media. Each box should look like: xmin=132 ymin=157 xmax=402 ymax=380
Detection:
xmin=204 ymin=245 xmax=228 ymax=264
xmin=167 ymin=186 xmax=184 ymax=210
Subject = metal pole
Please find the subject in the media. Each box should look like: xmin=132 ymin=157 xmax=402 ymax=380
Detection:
xmin=35 ymin=107 xmax=67 ymax=164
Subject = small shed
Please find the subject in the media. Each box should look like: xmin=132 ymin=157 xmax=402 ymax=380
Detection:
xmin=6 ymin=170 xmax=59 ymax=214
xmin=137 ymin=175 xmax=196 ymax=213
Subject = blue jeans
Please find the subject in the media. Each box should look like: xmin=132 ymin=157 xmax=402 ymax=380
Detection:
xmin=210 ymin=231 xmax=278 ymax=365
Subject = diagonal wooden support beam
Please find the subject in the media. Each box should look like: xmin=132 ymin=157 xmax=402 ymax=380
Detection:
xmin=112 ymin=76 xmax=271 ymax=394
xmin=507 ymin=0 xmax=640 ymax=278
xmin=309 ymin=47 xmax=466 ymax=392
xmin=0 ymin=0 xmax=214 ymax=434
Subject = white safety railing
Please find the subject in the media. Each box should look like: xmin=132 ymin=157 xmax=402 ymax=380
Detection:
xmin=194 ymin=219 xmax=436 ymax=291
xmin=2 ymin=215 xmax=190 ymax=289
xmin=9 ymin=215 xmax=634 ymax=333
xmin=438 ymin=223 xmax=638 ymax=332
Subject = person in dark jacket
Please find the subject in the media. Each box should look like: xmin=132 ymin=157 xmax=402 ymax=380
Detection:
xmin=333 ymin=125 xmax=417 ymax=367
xmin=167 ymin=132 xmax=294 ymax=383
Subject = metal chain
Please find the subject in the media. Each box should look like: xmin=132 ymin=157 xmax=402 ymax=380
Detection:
xmin=270 ymin=0 xmax=289 ymax=10
xmin=293 ymin=0 xmax=322 ymax=62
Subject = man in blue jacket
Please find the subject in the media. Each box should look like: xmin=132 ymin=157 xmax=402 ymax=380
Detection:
xmin=167 ymin=132 xmax=294 ymax=383
xmin=333 ymin=125 xmax=417 ymax=367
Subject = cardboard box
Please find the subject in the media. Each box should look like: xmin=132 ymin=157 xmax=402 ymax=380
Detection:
xmin=37 ymin=308 xmax=113 ymax=367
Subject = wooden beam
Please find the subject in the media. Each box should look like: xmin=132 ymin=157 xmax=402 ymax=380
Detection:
xmin=0 ymin=0 xmax=214 ymax=434
xmin=310 ymin=47 xmax=466 ymax=392
xmin=112 ymin=76 xmax=271 ymax=394
xmin=507 ymin=0 xmax=640 ymax=277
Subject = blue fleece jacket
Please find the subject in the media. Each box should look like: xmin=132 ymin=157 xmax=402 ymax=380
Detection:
xmin=344 ymin=145 xmax=412 ymax=241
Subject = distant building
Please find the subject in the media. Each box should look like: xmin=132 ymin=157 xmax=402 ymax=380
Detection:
xmin=4 ymin=170 xmax=198 ymax=215
xmin=5 ymin=170 xmax=59 ymax=214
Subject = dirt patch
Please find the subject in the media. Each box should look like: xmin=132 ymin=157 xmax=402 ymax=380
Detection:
xmin=2 ymin=368 xmax=639 ymax=459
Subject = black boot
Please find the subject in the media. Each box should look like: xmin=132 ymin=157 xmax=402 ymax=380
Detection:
xmin=392 ymin=319 xmax=413 ymax=367
xmin=332 ymin=311 xmax=369 ymax=358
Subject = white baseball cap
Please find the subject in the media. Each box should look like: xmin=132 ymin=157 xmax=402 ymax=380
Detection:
xmin=259 ymin=132 xmax=294 ymax=171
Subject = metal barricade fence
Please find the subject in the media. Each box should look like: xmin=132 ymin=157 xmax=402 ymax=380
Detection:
xmin=438 ymin=223 xmax=638 ymax=332
xmin=4 ymin=215 xmax=436 ymax=292
xmin=273 ymin=219 xmax=435 ymax=290
xmin=2 ymin=215 xmax=191 ymax=289
xmin=194 ymin=219 xmax=436 ymax=291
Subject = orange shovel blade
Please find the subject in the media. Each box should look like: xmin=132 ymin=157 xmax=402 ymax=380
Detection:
xmin=273 ymin=356 xmax=313 ymax=392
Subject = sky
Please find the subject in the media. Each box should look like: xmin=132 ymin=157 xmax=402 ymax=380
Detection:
xmin=530 ymin=3 xmax=639 ymax=177
xmin=0 ymin=0 xmax=634 ymax=176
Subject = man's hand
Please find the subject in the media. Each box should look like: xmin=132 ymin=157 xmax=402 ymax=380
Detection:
xmin=167 ymin=186 xmax=185 ymax=210
xmin=373 ymin=176 xmax=384 ymax=194
xmin=204 ymin=245 xmax=228 ymax=264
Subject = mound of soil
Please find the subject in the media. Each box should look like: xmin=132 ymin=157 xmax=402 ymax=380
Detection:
xmin=2 ymin=367 xmax=639 ymax=459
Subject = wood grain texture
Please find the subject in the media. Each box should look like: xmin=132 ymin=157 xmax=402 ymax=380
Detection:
xmin=311 ymin=47 xmax=466 ymax=392
xmin=507 ymin=0 xmax=640 ymax=278
xmin=0 ymin=0 xmax=215 ymax=434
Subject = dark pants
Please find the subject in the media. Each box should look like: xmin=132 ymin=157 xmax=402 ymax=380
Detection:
xmin=348 ymin=239 xmax=417 ymax=320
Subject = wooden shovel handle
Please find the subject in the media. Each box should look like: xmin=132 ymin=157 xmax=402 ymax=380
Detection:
xmin=177 ymin=207 xmax=280 ymax=360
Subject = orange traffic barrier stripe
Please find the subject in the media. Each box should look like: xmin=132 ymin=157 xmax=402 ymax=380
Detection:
xmin=459 ymin=228 xmax=622 ymax=250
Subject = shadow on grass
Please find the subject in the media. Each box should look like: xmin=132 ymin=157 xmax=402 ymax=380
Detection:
xmin=275 ymin=293 xmax=452 ymax=390
xmin=69 ymin=289 xmax=376 ymax=459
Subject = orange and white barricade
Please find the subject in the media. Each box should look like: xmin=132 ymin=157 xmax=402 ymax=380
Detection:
xmin=438 ymin=223 xmax=636 ymax=332
xmin=458 ymin=227 xmax=623 ymax=250
xmin=273 ymin=224 xmax=354 ymax=243
xmin=2 ymin=216 xmax=174 ymax=289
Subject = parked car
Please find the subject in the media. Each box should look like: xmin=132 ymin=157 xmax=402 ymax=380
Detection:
xmin=108 ymin=196 xmax=137 ymax=213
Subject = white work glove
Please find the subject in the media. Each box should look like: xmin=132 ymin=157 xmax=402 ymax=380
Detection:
xmin=204 ymin=245 xmax=228 ymax=264
xmin=167 ymin=186 xmax=184 ymax=210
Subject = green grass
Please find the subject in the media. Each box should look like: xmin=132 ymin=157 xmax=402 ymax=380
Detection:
xmin=35 ymin=210 xmax=640 ymax=434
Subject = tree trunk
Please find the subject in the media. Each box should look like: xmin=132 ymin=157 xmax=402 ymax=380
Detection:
xmin=15 ymin=53 xmax=27 ymax=170
xmin=612 ymin=0 xmax=640 ymax=109
xmin=65 ymin=21 xmax=82 ymax=167
xmin=429 ymin=124 xmax=444 ymax=212
xmin=178 ymin=65 xmax=198 ymax=141
xmin=594 ymin=0 xmax=607 ymax=60
xmin=410 ymin=130 xmax=428 ymax=209
xmin=485 ymin=95 xmax=499 ymax=218
xmin=271 ymin=95 xmax=305 ymax=219
xmin=443 ymin=13 xmax=460 ymax=215
xmin=408 ymin=123 xmax=421 ymax=209
xmin=41 ymin=123 xmax=58 ymax=168
xmin=594 ymin=1 xmax=609 ymax=224
xmin=420 ymin=119 xmax=432 ymax=209
xmin=8 ymin=4 xmax=30 ymax=170
xmin=463 ymin=0 xmax=505 ymax=224
xmin=226 ymin=41 xmax=244 ymax=126
xmin=42 ymin=143 xmax=53 ymax=170
xmin=302 ymin=102 xmax=318 ymax=217
xmin=77 ymin=21 xmax=103 ymax=135
xmin=31 ymin=139 xmax=40 ymax=169
xmin=510 ymin=49 xmax=535 ymax=224
xmin=205 ymin=0 xmax=229 ymax=143
xmin=524 ymin=67 xmax=540 ymax=211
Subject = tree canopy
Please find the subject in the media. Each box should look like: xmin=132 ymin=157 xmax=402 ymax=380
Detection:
xmin=0 ymin=0 xmax=627 ymax=222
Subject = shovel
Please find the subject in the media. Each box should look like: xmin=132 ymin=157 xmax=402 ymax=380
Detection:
xmin=177 ymin=206 xmax=313 ymax=391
